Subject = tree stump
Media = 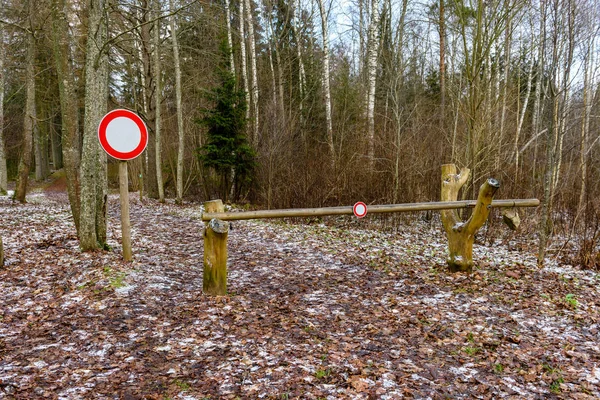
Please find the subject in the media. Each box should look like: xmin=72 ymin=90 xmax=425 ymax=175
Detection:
xmin=441 ymin=164 xmax=499 ymax=272
xmin=203 ymin=200 xmax=229 ymax=295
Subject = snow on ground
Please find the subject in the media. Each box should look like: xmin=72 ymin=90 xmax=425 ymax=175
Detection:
xmin=1 ymin=193 xmax=599 ymax=398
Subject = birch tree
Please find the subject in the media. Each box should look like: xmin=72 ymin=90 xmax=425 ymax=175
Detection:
xmin=244 ymin=0 xmax=259 ymax=144
xmin=365 ymin=0 xmax=380 ymax=165
xmin=317 ymin=0 xmax=335 ymax=166
xmin=225 ymin=0 xmax=235 ymax=75
xmin=79 ymin=0 xmax=109 ymax=250
xmin=169 ymin=0 xmax=185 ymax=203
xmin=239 ymin=0 xmax=250 ymax=121
xmin=291 ymin=0 xmax=306 ymax=122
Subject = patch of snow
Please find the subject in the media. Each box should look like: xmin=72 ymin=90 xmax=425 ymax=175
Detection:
xmin=585 ymin=366 xmax=600 ymax=384
xmin=156 ymin=345 xmax=172 ymax=352
xmin=502 ymin=376 xmax=528 ymax=396
xmin=33 ymin=343 xmax=60 ymax=351
xmin=115 ymin=284 xmax=136 ymax=295
xmin=33 ymin=360 xmax=48 ymax=368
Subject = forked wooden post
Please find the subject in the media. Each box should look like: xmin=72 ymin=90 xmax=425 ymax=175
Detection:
xmin=203 ymin=200 xmax=229 ymax=295
xmin=441 ymin=164 xmax=499 ymax=272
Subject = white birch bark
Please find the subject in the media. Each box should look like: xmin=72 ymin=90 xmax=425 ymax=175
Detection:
xmin=0 ymin=26 xmax=6 ymax=194
xmin=170 ymin=0 xmax=185 ymax=203
xmin=266 ymin=17 xmax=278 ymax=109
xmin=79 ymin=0 xmax=108 ymax=250
xmin=225 ymin=0 xmax=235 ymax=75
xmin=244 ymin=0 xmax=259 ymax=144
xmin=239 ymin=0 xmax=250 ymax=121
xmin=317 ymin=0 xmax=335 ymax=166
xmin=291 ymin=0 xmax=305 ymax=120
xmin=365 ymin=0 xmax=380 ymax=165
xmin=154 ymin=3 xmax=164 ymax=202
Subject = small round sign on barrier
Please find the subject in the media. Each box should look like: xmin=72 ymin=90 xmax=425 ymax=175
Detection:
xmin=353 ymin=201 xmax=368 ymax=218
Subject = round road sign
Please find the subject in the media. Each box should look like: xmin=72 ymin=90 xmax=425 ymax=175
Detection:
xmin=98 ymin=109 xmax=148 ymax=160
xmin=353 ymin=201 xmax=368 ymax=218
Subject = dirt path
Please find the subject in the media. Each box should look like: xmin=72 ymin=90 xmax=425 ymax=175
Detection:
xmin=1 ymin=192 xmax=599 ymax=399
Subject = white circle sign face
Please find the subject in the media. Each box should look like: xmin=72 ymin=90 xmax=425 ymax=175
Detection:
xmin=353 ymin=202 xmax=367 ymax=218
xmin=105 ymin=117 xmax=141 ymax=154
xmin=98 ymin=109 xmax=148 ymax=160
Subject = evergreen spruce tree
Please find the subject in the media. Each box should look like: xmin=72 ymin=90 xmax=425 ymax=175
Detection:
xmin=198 ymin=39 xmax=256 ymax=201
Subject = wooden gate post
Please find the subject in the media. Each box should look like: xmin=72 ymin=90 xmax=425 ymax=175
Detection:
xmin=203 ymin=200 xmax=229 ymax=295
xmin=441 ymin=164 xmax=499 ymax=272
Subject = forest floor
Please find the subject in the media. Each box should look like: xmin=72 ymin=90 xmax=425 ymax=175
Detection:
xmin=1 ymin=183 xmax=600 ymax=399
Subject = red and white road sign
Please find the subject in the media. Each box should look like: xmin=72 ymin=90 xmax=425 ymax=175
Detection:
xmin=353 ymin=201 xmax=368 ymax=218
xmin=98 ymin=109 xmax=148 ymax=161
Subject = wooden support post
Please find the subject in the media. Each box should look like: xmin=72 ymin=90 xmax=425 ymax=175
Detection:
xmin=119 ymin=161 xmax=132 ymax=261
xmin=0 ymin=235 xmax=4 ymax=267
xmin=203 ymin=200 xmax=229 ymax=296
xmin=441 ymin=164 xmax=499 ymax=272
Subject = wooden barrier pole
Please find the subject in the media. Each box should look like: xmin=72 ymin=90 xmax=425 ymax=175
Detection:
xmin=203 ymin=200 xmax=229 ymax=296
xmin=201 ymin=198 xmax=540 ymax=221
xmin=119 ymin=161 xmax=132 ymax=261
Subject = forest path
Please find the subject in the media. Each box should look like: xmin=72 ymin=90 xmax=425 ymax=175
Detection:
xmin=1 ymin=192 xmax=599 ymax=399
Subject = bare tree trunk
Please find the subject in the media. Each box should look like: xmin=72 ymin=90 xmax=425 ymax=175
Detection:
xmin=239 ymin=0 xmax=250 ymax=122
xmin=497 ymin=19 xmax=511 ymax=169
xmin=34 ymin=99 xmax=50 ymax=181
xmin=265 ymin=6 xmax=284 ymax=121
xmin=154 ymin=2 xmax=164 ymax=202
xmin=50 ymin=122 xmax=63 ymax=170
xmin=438 ymin=0 xmax=445 ymax=123
xmin=552 ymin=0 xmax=576 ymax=194
xmin=244 ymin=0 xmax=259 ymax=145
xmin=513 ymin=41 xmax=534 ymax=182
xmin=365 ymin=0 xmax=380 ymax=166
xmin=79 ymin=0 xmax=108 ymax=250
xmin=538 ymin=0 xmax=569 ymax=266
xmin=15 ymin=12 xmax=36 ymax=204
xmin=291 ymin=0 xmax=305 ymax=123
xmin=170 ymin=0 xmax=185 ymax=203
xmin=530 ymin=0 xmax=546 ymax=181
xmin=266 ymin=16 xmax=278 ymax=110
xmin=51 ymin=0 xmax=81 ymax=232
xmin=0 ymin=25 xmax=7 ymax=195
xmin=140 ymin=0 xmax=158 ymax=199
xmin=317 ymin=0 xmax=335 ymax=167
xmin=576 ymin=34 xmax=594 ymax=222
xmin=224 ymin=0 xmax=235 ymax=76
